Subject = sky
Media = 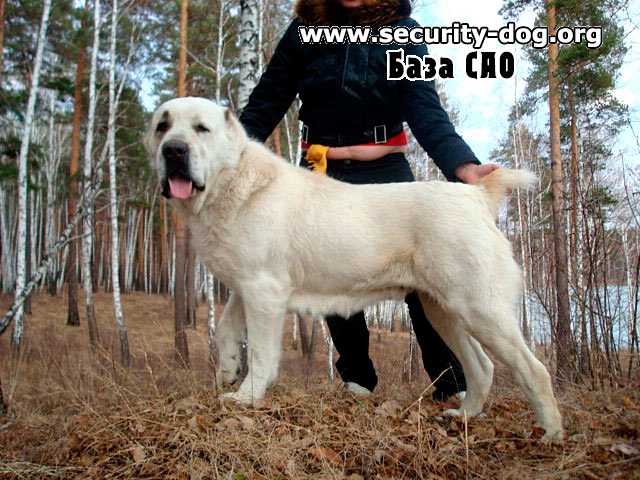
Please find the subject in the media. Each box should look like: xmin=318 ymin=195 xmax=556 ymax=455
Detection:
xmin=415 ymin=0 xmax=640 ymax=165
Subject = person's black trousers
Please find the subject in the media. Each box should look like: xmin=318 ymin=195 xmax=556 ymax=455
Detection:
xmin=300 ymin=152 xmax=467 ymax=399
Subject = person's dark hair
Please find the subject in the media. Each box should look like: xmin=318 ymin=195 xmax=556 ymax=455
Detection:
xmin=295 ymin=0 xmax=412 ymax=26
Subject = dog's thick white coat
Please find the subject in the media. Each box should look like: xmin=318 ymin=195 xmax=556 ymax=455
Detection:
xmin=146 ymin=97 xmax=563 ymax=442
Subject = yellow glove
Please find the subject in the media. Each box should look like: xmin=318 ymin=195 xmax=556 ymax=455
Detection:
xmin=305 ymin=144 xmax=329 ymax=175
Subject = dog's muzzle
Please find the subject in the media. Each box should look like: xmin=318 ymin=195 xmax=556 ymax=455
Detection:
xmin=161 ymin=140 xmax=205 ymax=199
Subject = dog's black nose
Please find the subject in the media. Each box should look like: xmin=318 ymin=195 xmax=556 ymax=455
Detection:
xmin=162 ymin=140 xmax=189 ymax=163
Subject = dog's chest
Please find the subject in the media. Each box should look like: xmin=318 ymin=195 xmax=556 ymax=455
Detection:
xmin=188 ymin=222 xmax=240 ymax=286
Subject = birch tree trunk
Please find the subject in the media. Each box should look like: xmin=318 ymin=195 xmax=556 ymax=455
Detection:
xmin=108 ymin=0 xmax=129 ymax=367
xmin=238 ymin=0 xmax=260 ymax=109
xmin=0 ymin=0 xmax=5 ymax=82
xmin=214 ymin=0 xmax=227 ymax=103
xmin=12 ymin=0 xmax=52 ymax=352
xmin=44 ymin=93 xmax=62 ymax=295
xmin=547 ymin=0 xmax=574 ymax=383
xmin=207 ymin=272 xmax=216 ymax=365
xmin=512 ymin=121 xmax=531 ymax=346
xmin=186 ymin=228 xmax=196 ymax=329
xmin=82 ymin=0 xmax=102 ymax=350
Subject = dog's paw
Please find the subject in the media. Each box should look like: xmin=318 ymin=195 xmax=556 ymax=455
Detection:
xmin=541 ymin=427 xmax=565 ymax=445
xmin=216 ymin=368 xmax=240 ymax=388
xmin=443 ymin=406 xmax=483 ymax=418
xmin=444 ymin=408 xmax=463 ymax=417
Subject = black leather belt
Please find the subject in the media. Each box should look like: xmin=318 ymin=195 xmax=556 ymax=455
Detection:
xmin=302 ymin=123 xmax=404 ymax=147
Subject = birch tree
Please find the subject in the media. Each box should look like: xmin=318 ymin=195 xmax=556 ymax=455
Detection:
xmin=214 ymin=0 xmax=229 ymax=103
xmin=82 ymin=0 xmax=102 ymax=350
xmin=12 ymin=0 xmax=52 ymax=352
xmin=107 ymin=0 xmax=129 ymax=366
xmin=238 ymin=0 xmax=260 ymax=109
xmin=44 ymin=92 xmax=64 ymax=295
xmin=0 ymin=0 xmax=5 ymax=82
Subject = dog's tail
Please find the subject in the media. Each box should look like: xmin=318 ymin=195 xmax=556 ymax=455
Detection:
xmin=477 ymin=168 xmax=537 ymax=217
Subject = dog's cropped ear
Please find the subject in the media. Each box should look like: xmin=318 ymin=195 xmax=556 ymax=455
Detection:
xmin=224 ymin=107 xmax=248 ymax=149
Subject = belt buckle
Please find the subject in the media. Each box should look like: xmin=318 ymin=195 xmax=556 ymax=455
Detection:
xmin=302 ymin=124 xmax=309 ymax=143
xmin=374 ymin=124 xmax=387 ymax=144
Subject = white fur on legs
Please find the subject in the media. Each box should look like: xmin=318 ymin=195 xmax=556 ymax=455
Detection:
xmin=215 ymin=292 xmax=246 ymax=387
xmin=419 ymin=294 xmax=494 ymax=418
xmin=221 ymin=274 xmax=288 ymax=405
xmin=468 ymin=304 xmax=564 ymax=443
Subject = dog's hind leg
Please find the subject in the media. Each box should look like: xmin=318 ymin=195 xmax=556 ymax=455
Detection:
xmin=215 ymin=292 xmax=247 ymax=387
xmin=464 ymin=298 xmax=564 ymax=443
xmin=221 ymin=273 xmax=288 ymax=405
xmin=418 ymin=293 xmax=494 ymax=418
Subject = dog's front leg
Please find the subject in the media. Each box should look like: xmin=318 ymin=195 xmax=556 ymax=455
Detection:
xmin=220 ymin=274 xmax=288 ymax=405
xmin=215 ymin=292 xmax=246 ymax=387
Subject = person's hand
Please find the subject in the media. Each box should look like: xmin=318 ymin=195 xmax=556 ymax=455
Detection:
xmin=454 ymin=163 xmax=499 ymax=184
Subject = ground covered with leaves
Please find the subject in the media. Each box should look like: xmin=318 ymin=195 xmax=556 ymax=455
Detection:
xmin=1 ymin=293 xmax=639 ymax=479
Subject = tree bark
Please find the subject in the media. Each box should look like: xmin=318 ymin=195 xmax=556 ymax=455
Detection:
xmin=547 ymin=0 xmax=574 ymax=384
xmin=567 ymin=74 xmax=589 ymax=376
xmin=66 ymin=24 xmax=88 ymax=327
xmin=0 ymin=0 xmax=6 ymax=82
xmin=174 ymin=0 xmax=190 ymax=367
xmin=238 ymin=0 xmax=259 ymax=109
xmin=159 ymin=199 xmax=168 ymax=292
xmin=206 ymin=272 xmax=216 ymax=365
xmin=108 ymin=0 xmax=129 ymax=367
xmin=185 ymin=228 xmax=197 ymax=329
xmin=0 ymin=376 xmax=6 ymax=416
xmin=82 ymin=0 xmax=101 ymax=351
xmin=174 ymin=212 xmax=190 ymax=367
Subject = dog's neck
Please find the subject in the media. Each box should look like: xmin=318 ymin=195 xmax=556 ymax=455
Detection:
xmin=188 ymin=142 xmax=277 ymax=225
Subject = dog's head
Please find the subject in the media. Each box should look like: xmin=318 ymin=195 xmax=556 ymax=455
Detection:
xmin=144 ymin=97 xmax=247 ymax=203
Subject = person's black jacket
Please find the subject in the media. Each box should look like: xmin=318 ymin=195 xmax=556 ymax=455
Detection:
xmin=239 ymin=0 xmax=480 ymax=181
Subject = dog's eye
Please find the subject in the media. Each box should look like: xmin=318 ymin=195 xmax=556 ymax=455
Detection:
xmin=156 ymin=121 xmax=169 ymax=133
xmin=195 ymin=124 xmax=210 ymax=133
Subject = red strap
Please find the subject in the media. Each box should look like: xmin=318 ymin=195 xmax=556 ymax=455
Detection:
xmin=301 ymin=130 xmax=408 ymax=150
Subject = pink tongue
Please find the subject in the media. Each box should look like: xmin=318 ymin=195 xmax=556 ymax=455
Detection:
xmin=168 ymin=178 xmax=193 ymax=199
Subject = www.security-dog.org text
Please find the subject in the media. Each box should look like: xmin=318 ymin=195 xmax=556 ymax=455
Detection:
xmin=298 ymin=22 xmax=603 ymax=80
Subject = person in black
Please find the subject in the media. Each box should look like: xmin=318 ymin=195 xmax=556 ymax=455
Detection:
xmin=238 ymin=0 xmax=498 ymax=400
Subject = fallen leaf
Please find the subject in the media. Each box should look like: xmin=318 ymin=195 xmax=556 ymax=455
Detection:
xmin=309 ymin=446 xmax=341 ymax=464
xmin=188 ymin=415 xmax=208 ymax=432
xmin=131 ymin=445 xmax=146 ymax=463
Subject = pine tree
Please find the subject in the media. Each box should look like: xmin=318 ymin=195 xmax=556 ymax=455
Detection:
xmin=174 ymin=0 xmax=190 ymax=368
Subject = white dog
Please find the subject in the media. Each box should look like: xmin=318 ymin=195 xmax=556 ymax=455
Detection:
xmin=145 ymin=97 xmax=563 ymax=442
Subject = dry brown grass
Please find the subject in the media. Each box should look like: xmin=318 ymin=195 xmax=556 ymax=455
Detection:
xmin=0 ymin=292 xmax=639 ymax=479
